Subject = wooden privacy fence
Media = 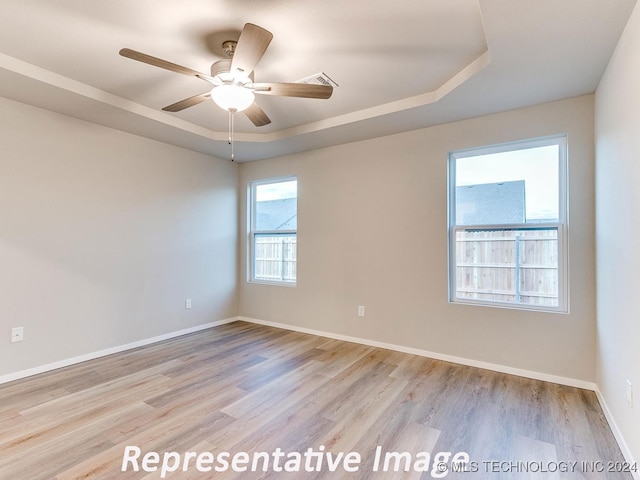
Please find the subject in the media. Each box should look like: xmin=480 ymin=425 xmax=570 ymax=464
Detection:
xmin=455 ymin=228 xmax=558 ymax=306
xmin=254 ymin=234 xmax=297 ymax=283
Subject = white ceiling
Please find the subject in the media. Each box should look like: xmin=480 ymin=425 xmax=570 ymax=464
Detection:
xmin=0 ymin=0 xmax=636 ymax=162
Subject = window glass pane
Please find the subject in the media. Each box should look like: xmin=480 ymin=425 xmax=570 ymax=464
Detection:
xmin=254 ymin=233 xmax=297 ymax=283
xmin=454 ymin=227 xmax=558 ymax=307
xmin=251 ymin=178 xmax=297 ymax=285
xmin=255 ymin=180 xmax=297 ymax=230
xmin=455 ymin=145 xmax=559 ymax=225
xmin=449 ymin=136 xmax=566 ymax=312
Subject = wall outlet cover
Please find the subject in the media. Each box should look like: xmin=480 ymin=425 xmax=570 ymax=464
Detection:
xmin=11 ymin=327 xmax=24 ymax=343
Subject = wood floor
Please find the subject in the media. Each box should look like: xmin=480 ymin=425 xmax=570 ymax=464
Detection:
xmin=0 ymin=321 xmax=632 ymax=479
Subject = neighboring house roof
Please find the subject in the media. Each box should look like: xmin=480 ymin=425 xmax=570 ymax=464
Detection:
xmin=255 ymin=183 xmax=525 ymax=230
xmin=456 ymin=180 xmax=525 ymax=225
xmin=256 ymin=198 xmax=297 ymax=230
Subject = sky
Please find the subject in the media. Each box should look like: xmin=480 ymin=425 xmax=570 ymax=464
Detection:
xmin=256 ymin=180 xmax=297 ymax=201
xmin=254 ymin=146 xmax=560 ymax=222
xmin=455 ymin=144 xmax=560 ymax=221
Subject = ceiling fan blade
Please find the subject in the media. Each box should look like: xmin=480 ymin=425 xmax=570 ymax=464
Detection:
xmin=231 ymin=23 xmax=273 ymax=76
xmin=253 ymin=82 xmax=333 ymax=99
xmin=244 ymin=102 xmax=271 ymax=127
xmin=162 ymin=92 xmax=211 ymax=112
xmin=119 ymin=48 xmax=215 ymax=83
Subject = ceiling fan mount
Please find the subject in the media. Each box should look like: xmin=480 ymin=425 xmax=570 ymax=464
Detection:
xmin=220 ymin=40 xmax=237 ymax=59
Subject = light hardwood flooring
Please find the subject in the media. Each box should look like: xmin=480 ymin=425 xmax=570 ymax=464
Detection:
xmin=0 ymin=321 xmax=633 ymax=479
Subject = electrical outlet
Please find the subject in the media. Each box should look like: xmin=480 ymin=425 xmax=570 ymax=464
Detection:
xmin=627 ymin=380 xmax=634 ymax=408
xmin=358 ymin=305 xmax=365 ymax=317
xmin=11 ymin=327 xmax=24 ymax=343
xmin=185 ymin=298 xmax=192 ymax=310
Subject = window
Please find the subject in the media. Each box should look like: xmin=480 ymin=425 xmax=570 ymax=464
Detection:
xmin=249 ymin=177 xmax=297 ymax=284
xmin=448 ymin=136 xmax=567 ymax=312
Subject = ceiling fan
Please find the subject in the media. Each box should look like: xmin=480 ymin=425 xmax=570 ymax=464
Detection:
xmin=120 ymin=23 xmax=333 ymax=142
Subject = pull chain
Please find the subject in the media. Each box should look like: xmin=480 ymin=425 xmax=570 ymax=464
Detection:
xmin=228 ymin=108 xmax=237 ymax=162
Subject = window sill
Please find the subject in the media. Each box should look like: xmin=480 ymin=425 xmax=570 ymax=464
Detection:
xmin=450 ymin=298 xmax=568 ymax=314
xmin=248 ymin=279 xmax=297 ymax=288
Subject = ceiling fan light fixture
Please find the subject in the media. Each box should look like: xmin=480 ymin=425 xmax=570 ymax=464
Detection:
xmin=210 ymin=84 xmax=255 ymax=112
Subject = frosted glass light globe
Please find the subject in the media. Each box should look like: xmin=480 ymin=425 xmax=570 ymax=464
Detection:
xmin=210 ymin=84 xmax=255 ymax=112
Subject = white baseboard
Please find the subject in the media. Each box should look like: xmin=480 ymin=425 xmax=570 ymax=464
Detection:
xmin=237 ymin=316 xmax=597 ymax=390
xmin=3 ymin=315 xmax=595 ymax=391
xmin=2 ymin=314 xmax=596 ymax=390
xmin=0 ymin=317 xmax=238 ymax=385
xmin=595 ymin=387 xmax=640 ymax=480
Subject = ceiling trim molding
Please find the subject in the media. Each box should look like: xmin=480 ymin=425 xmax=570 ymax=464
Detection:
xmin=0 ymin=52 xmax=232 ymax=142
xmin=266 ymin=50 xmax=491 ymax=142
xmin=0 ymin=48 xmax=490 ymax=146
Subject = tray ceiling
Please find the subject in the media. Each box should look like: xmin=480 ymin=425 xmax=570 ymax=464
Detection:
xmin=0 ymin=0 xmax=635 ymax=161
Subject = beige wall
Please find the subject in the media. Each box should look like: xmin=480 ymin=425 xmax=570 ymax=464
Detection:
xmin=595 ymin=1 xmax=640 ymax=464
xmin=239 ymin=95 xmax=596 ymax=383
xmin=0 ymin=97 xmax=238 ymax=377
xmin=1 ymin=94 xmax=597 ymax=385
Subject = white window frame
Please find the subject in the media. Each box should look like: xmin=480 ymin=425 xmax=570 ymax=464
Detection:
xmin=448 ymin=135 xmax=568 ymax=313
xmin=248 ymin=176 xmax=297 ymax=286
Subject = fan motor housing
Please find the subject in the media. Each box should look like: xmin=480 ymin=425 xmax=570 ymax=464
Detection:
xmin=211 ymin=59 xmax=254 ymax=83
